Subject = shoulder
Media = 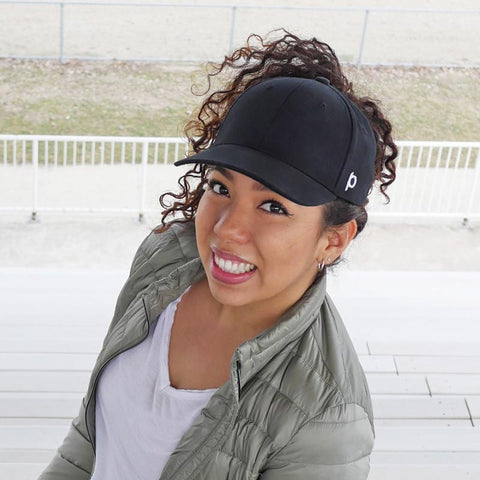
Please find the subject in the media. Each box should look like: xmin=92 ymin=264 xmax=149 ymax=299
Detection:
xmin=254 ymin=293 xmax=372 ymax=423
xmin=265 ymin=322 xmax=375 ymax=472
xmin=129 ymin=221 xmax=198 ymax=278
xmin=296 ymin=295 xmax=373 ymax=427
xmin=109 ymin=222 xmax=198 ymax=319
xmin=236 ymin=300 xmax=374 ymax=472
xmin=239 ymin=293 xmax=373 ymax=449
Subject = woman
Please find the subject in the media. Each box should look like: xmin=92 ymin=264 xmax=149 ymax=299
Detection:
xmin=40 ymin=31 xmax=396 ymax=479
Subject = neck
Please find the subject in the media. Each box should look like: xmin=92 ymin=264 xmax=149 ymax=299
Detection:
xmin=192 ymin=276 xmax=313 ymax=342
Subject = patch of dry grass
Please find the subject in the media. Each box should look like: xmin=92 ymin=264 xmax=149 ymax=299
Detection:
xmin=1 ymin=59 xmax=479 ymax=141
xmin=349 ymin=66 xmax=480 ymax=141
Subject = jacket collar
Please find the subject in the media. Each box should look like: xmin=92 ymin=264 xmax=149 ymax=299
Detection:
xmin=234 ymin=275 xmax=326 ymax=389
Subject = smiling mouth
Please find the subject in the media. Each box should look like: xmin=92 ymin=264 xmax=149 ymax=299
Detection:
xmin=213 ymin=252 xmax=256 ymax=274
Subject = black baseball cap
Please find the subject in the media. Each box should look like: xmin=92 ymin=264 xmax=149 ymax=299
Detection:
xmin=174 ymin=76 xmax=376 ymax=206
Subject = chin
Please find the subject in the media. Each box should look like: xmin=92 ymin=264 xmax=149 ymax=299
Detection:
xmin=206 ymin=279 xmax=257 ymax=308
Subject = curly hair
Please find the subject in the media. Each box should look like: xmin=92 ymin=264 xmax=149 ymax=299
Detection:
xmin=158 ymin=30 xmax=397 ymax=239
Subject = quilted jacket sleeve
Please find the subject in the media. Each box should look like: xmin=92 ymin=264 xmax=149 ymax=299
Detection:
xmin=37 ymin=232 xmax=161 ymax=480
xmin=38 ymin=402 xmax=94 ymax=479
xmin=260 ymin=403 xmax=374 ymax=480
xmin=38 ymin=224 xmax=194 ymax=480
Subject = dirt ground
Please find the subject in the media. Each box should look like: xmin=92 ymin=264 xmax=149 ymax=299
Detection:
xmin=0 ymin=0 xmax=479 ymax=65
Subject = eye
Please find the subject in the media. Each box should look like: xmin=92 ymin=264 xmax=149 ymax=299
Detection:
xmin=259 ymin=200 xmax=291 ymax=216
xmin=207 ymin=179 xmax=230 ymax=197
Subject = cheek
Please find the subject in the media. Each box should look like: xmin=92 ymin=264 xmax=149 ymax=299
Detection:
xmin=260 ymin=227 xmax=320 ymax=271
xmin=196 ymin=195 xmax=213 ymax=227
xmin=195 ymin=197 xmax=217 ymax=250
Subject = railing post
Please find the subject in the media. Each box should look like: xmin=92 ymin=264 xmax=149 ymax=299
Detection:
xmin=59 ymin=2 xmax=65 ymax=63
xmin=229 ymin=6 xmax=237 ymax=53
xmin=138 ymin=141 xmax=148 ymax=222
xmin=31 ymin=140 xmax=39 ymax=222
xmin=465 ymin=147 xmax=480 ymax=225
xmin=357 ymin=9 xmax=370 ymax=67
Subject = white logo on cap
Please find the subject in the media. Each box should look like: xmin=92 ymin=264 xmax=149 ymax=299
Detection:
xmin=345 ymin=171 xmax=357 ymax=192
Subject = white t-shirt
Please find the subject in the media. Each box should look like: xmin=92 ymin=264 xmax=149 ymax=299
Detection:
xmin=91 ymin=291 xmax=217 ymax=480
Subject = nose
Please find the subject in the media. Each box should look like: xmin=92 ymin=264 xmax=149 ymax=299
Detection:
xmin=213 ymin=201 xmax=251 ymax=245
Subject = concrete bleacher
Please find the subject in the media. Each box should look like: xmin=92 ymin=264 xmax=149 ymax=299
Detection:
xmin=1 ymin=269 xmax=479 ymax=479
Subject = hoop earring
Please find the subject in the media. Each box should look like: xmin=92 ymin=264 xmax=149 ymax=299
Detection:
xmin=318 ymin=257 xmax=332 ymax=272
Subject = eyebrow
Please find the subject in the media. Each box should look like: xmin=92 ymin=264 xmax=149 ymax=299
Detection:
xmin=214 ymin=166 xmax=271 ymax=192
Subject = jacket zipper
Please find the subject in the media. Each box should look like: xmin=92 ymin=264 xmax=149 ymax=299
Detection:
xmin=236 ymin=360 xmax=242 ymax=401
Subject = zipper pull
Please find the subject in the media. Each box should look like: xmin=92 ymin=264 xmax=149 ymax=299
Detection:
xmin=236 ymin=360 xmax=242 ymax=401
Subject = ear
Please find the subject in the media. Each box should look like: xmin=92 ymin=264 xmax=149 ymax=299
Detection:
xmin=316 ymin=219 xmax=357 ymax=265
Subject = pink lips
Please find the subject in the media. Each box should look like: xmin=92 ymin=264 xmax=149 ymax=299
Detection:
xmin=210 ymin=247 xmax=257 ymax=285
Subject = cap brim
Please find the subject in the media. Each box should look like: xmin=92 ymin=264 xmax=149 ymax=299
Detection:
xmin=174 ymin=144 xmax=337 ymax=207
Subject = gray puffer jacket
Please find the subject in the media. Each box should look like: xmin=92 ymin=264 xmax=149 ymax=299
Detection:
xmin=39 ymin=221 xmax=374 ymax=480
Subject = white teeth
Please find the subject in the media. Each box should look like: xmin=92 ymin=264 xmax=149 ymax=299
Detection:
xmin=214 ymin=253 xmax=256 ymax=274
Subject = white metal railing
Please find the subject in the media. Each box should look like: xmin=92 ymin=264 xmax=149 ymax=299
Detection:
xmin=0 ymin=1 xmax=479 ymax=66
xmin=0 ymin=135 xmax=188 ymax=221
xmin=0 ymin=134 xmax=187 ymax=167
xmin=0 ymin=135 xmax=479 ymax=223
xmin=368 ymin=141 xmax=480 ymax=223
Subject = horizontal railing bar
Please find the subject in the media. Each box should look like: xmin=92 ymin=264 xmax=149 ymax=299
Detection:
xmin=1 ymin=1 xmax=479 ymax=15
xmin=1 ymin=136 xmax=478 ymax=149
xmin=0 ymin=134 xmax=186 ymax=143
xmin=396 ymin=141 xmax=480 ymax=148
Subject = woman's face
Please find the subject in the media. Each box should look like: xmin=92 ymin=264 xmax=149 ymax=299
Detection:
xmin=195 ymin=167 xmax=329 ymax=317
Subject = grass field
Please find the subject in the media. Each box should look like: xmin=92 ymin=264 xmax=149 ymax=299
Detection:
xmin=1 ymin=59 xmax=479 ymax=141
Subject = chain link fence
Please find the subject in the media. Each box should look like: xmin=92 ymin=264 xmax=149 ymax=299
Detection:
xmin=0 ymin=1 xmax=479 ymax=66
